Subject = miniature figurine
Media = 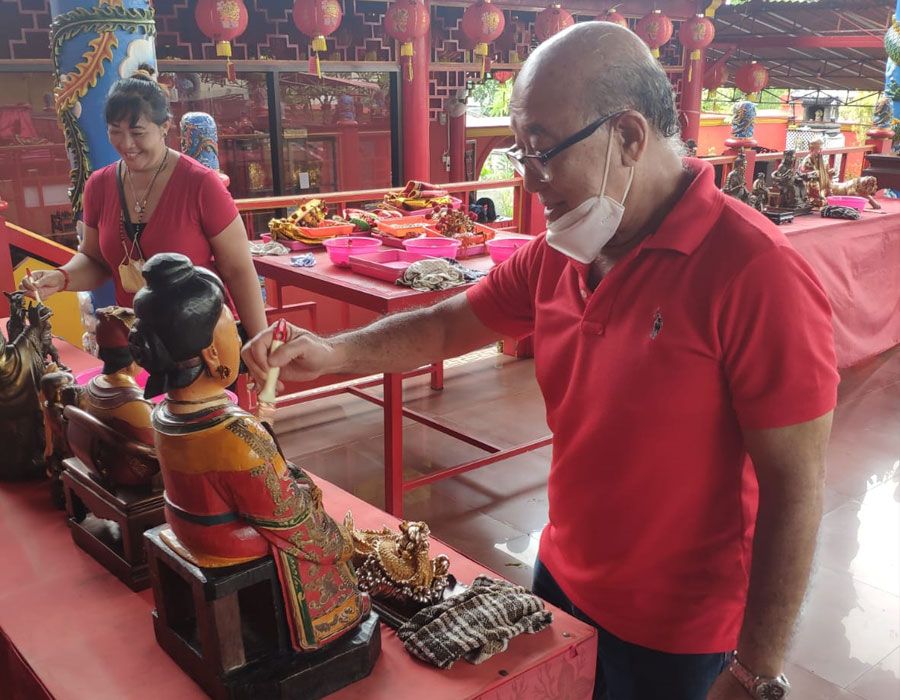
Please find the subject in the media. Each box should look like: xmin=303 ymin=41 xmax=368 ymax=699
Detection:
xmin=723 ymin=152 xmax=752 ymax=204
xmin=829 ymin=175 xmax=881 ymax=210
xmin=345 ymin=513 xmax=452 ymax=607
xmin=751 ymin=173 xmax=769 ymax=212
xmin=130 ymin=253 xmax=369 ymax=651
xmin=0 ymin=297 xmax=56 ymax=480
xmin=799 ymin=138 xmax=834 ymax=207
xmin=772 ymin=150 xmax=811 ymax=213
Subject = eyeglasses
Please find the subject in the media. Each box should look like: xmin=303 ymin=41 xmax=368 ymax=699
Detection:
xmin=505 ymin=110 xmax=626 ymax=183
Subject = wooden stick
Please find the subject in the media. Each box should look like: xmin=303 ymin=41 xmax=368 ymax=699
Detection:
xmin=258 ymin=318 xmax=288 ymax=404
xmin=25 ymin=267 xmax=41 ymax=304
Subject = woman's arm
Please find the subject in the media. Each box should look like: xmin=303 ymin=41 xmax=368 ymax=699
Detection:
xmin=210 ymin=215 xmax=268 ymax=338
xmin=19 ymin=224 xmax=110 ymax=299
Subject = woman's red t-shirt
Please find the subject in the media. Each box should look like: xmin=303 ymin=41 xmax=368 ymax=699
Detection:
xmin=83 ymin=154 xmax=239 ymax=307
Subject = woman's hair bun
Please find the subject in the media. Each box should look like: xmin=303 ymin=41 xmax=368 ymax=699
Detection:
xmin=131 ymin=63 xmax=156 ymax=82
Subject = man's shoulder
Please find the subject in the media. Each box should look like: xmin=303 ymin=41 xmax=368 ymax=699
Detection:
xmin=703 ymin=196 xmax=793 ymax=265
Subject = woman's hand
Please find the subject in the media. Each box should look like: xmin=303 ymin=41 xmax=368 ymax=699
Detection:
xmin=19 ymin=269 xmax=66 ymax=301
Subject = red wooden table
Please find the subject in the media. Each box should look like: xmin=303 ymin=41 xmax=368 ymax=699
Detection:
xmin=782 ymin=197 xmax=900 ymax=368
xmin=0 ymin=475 xmax=597 ymax=700
xmin=253 ymin=246 xmax=550 ymax=517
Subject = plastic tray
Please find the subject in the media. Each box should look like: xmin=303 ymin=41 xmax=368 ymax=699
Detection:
xmin=348 ymin=250 xmax=434 ymax=283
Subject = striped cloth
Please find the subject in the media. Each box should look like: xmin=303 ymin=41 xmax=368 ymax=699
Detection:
xmin=397 ymin=575 xmax=553 ymax=669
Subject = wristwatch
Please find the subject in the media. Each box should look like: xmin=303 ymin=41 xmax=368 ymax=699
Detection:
xmin=728 ymin=653 xmax=791 ymax=699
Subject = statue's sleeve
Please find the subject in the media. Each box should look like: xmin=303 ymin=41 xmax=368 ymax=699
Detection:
xmin=217 ymin=415 xmax=352 ymax=566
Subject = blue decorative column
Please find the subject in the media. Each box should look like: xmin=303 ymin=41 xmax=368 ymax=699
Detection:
xmin=885 ymin=4 xmax=900 ymax=149
xmin=50 ymin=1 xmax=157 ymax=325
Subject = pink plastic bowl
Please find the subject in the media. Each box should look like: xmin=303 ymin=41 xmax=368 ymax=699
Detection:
xmin=402 ymin=236 xmax=461 ymax=259
xmin=826 ymin=195 xmax=867 ymax=212
xmin=486 ymin=237 xmax=532 ymax=264
xmin=322 ymin=236 xmax=381 ymax=267
xmin=75 ymin=367 xmax=238 ymax=405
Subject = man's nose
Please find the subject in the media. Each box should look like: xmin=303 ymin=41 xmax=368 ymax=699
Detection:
xmin=521 ymin=167 xmax=547 ymax=194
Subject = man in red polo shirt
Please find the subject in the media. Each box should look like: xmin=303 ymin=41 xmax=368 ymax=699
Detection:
xmin=244 ymin=23 xmax=838 ymax=700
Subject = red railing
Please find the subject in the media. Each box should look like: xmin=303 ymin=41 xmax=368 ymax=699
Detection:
xmin=711 ymin=145 xmax=874 ymax=188
xmin=233 ymin=177 xmax=526 ymax=236
xmin=0 ymin=212 xmax=76 ymax=292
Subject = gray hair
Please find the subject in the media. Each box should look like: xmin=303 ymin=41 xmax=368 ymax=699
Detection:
xmin=583 ymin=57 xmax=681 ymax=139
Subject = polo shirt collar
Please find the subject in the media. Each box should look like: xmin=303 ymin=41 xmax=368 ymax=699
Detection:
xmin=641 ymin=158 xmax=725 ymax=256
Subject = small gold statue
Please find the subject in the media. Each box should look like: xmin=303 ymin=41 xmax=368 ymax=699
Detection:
xmin=345 ymin=512 xmax=451 ymax=606
xmin=798 ymin=138 xmax=834 ymax=207
xmin=723 ymin=152 xmax=752 ymax=205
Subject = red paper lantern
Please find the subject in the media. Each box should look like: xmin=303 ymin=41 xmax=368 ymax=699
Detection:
xmin=293 ymin=0 xmax=343 ymax=78
xmin=634 ymin=9 xmax=673 ymax=59
xmin=384 ymin=0 xmax=431 ymax=81
xmin=462 ymin=0 xmax=506 ymax=78
xmin=535 ymin=4 xmax=575 ymax=43
xmin=492 ymin=70 xmax=514 ymax=83
xmin=597 ymin=9 xmax=628 ymax=28
xmin=195 ymin=0 xmax=249 ymax=80
xmin=703 ymin=61 xmax=728 ymax=91
xmin=735 ymin=61 xmax=769 ymax=100
xmin=678 ymin=15 xmax=715 ymax=82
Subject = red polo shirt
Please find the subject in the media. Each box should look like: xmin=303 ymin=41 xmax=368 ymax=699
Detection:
xmin=467 ymin=159 xmax=839 ymax=654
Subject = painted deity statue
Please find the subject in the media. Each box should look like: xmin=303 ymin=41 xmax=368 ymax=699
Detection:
xmin=40 ymin=305 xmax=157 ymax=499
xmin=0 ymin=294 xmax=57 ymax=480
xmin=130 ymin=253 xmax=369 ymax=652
xmin=731 ymin=100 xmax=756 ymax=141
xmin=798 ymin=139 xmax=834 ymax=207
xmin=772 ymin=150 xmax=811 ymax=212
xmin=723 ymin=153 xmax=751 ymax=204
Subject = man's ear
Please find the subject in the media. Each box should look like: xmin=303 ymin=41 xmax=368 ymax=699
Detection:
xmin=615 ymin=111 xmax=649 ymax=167
xmin=200 ymin=343 xmax=220 ymax=376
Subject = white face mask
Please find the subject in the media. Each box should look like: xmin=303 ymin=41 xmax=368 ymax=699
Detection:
xmin=545 ymin=127 xmax=634 ymax=264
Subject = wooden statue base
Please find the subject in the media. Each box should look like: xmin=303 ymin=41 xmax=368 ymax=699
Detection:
xmin=145 ymin=525 xmax=381 ymax=700
xmin=61 ymin=458 xmax=164 ymax=591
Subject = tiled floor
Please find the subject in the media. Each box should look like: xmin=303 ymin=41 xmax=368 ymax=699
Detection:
xmin=275 ymin=345 xmax=900 ymax=700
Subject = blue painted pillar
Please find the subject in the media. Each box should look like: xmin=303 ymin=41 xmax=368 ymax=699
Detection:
xmin=49 ymin=0 xmax=157 ymax=312
xmin=885 ymin=3 xmax=900 ymax=147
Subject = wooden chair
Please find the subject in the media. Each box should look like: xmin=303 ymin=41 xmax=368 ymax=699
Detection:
xmin=144 ymin=524 xmax=381 ymax=700
xmin=61 ymin=405 xmax=164 ymax=591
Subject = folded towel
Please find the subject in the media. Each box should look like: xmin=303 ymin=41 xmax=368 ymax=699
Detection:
xmin=397 ymin=575 xmax=552 ymax=669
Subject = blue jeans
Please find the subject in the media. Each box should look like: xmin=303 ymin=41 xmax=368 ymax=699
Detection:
xmin=532 ymin=559 xmax=730 ymax=700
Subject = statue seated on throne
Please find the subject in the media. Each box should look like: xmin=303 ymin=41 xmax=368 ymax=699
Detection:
xmin=40 ymin=306 xmax=157 ymax=504
xmin=772 ymin=150 xmax=812 ymax=214
xmin=130 ymin=253 xmax=370 ymax=653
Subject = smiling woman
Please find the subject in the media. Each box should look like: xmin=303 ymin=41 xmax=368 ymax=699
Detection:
xmin=19 ymin=64 xmax=268 ymax=340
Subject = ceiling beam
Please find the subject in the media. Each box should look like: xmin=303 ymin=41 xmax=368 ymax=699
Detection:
xmin=713 ymin=33 xmax=884 ymax=49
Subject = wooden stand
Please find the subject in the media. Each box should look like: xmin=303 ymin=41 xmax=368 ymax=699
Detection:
xmin=62 ymin=457 xmax=164 ymax=591
xmin=144 ymin=525 xmax=381 ymax=700
xmin=863 ymin=153 xmax=900 ymax=190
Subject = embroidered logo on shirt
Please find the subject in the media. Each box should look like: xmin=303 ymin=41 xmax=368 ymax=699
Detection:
xmin=650 ymin=309 xmax=663 ymax=339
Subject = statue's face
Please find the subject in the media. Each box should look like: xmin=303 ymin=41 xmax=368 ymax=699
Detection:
xmin=211 ymin=306 xmax=241 ymax=385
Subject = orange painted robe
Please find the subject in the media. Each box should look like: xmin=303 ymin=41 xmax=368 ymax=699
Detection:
xmin=152 ymin=401 xmax=367 ymax=651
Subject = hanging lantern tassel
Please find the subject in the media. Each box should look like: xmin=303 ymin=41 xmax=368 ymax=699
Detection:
xmin=310 ymin=35 xmax=327 ymax=78
xmin=475 ymin=42 xmax=489 ymax=80
xmin=401 ymin=41 xmax=414 ymax=82
xmin=216 ymin=40 xmax=237 ymax=81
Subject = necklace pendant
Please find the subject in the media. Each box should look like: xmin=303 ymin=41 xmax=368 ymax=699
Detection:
xmin=134 ymin=203 xmax=143 ymax=214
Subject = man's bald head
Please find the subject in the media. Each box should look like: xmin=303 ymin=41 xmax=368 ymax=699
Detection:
xmin=513 ymin=22 xmax=680 ymax=139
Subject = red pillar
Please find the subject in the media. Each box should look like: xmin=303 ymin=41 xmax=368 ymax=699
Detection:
xmin=401 ymin=1 xmax=431 ymax=182
xmin=337 ymin=119 xmax=361 ymax=190
xmin=679 ymin=49 xmax=705 ymax=144
xmin=448 ymin=113 xmax=466 ymax=182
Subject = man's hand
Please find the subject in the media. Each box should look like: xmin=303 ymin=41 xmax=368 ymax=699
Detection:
xmin=707 ymin=670 xmax=750 ymax=700
xmin=241 ymin=321 xmax=341 ymax=389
